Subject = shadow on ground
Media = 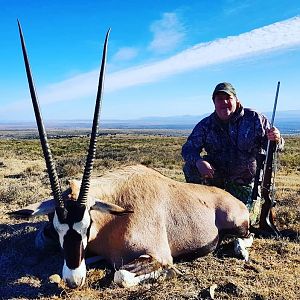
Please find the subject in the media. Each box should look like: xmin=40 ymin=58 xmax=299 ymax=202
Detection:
xmin=0 ymin=221 xmax=63 ymax=299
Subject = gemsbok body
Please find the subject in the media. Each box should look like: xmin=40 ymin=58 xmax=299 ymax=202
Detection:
xmin=10 ymin=21 xmax=253 ymax=289
xmin=12 ymin=164 xmax=253 ymax=288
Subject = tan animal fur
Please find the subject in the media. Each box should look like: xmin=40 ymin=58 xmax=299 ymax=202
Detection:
xmin=10 ymin=164 xmax=252 ymax=288
xmin=69 ymin=164 xmax=249 ymax=267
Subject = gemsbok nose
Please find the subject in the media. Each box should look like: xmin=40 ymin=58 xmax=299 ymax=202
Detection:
xmin=63 ymin=259 xmax=87 ymax=288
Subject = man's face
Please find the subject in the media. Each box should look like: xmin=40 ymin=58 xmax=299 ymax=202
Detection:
xmin=213 ymin=92 xmax=237 ymax=121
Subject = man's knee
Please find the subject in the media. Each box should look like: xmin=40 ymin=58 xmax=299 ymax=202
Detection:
xmin=183 ymin=163 xmax=202 ymax=184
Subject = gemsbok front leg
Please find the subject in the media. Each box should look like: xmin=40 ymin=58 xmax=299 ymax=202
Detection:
xmin=114 ymin=254 xmax=180 ymax=287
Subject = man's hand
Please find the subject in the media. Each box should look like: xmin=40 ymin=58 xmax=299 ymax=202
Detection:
xmin=267 ymin=127 xmax=281 ymax=143
xmin=196 ymin=159 xmax=215 ymax=179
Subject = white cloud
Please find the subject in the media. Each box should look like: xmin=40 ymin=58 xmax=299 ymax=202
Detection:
xmin=2 ymin=16 xmax=300 ymax=113
xmin=112 ymin=47 xmax=139 ymax=61
xmin=148 ymin=12 xmax=185 ymax=53
xmin=106 ymin=16 xmax=300 ymax=91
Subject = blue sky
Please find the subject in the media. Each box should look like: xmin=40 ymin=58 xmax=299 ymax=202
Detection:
xmin=1 ymin=0 xmax=300 ymax=121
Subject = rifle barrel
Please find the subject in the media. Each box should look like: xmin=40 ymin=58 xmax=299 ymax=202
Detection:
xmin=270 ymin=81 xmax=280 ymax=127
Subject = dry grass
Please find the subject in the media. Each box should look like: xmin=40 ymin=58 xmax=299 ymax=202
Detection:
xmin=0 ymin=132 xmax=299 ymax=299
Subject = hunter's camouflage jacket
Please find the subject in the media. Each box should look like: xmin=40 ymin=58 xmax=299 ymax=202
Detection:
xmin=181 ymin=105 xmax=283 ymax=185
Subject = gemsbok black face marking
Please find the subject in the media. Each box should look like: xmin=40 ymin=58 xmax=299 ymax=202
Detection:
xmin=17 ymin=19 xmax=110 ymax=288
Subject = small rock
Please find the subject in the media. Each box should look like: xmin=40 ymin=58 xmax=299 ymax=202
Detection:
xmin=199 ymin=284 xmax=218 ymax=299
xmin=209 ymin=284 xmax=218 ymax=299
xmin=49 ymin=274 xmax=61 ymax=284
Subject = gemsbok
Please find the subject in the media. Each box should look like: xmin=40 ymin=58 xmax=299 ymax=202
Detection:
xmin=10 ymin=21 xmax=254 ymax=289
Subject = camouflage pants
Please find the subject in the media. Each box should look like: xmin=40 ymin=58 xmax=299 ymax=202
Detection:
xmin=183 ymin=163 xmax=261 ymax=225
xmin=225 ymin=181 xmax=261 ymax=226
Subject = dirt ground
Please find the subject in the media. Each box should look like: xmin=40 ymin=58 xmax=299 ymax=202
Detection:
xmin=0 ymin=135 xmax=299 ymax=299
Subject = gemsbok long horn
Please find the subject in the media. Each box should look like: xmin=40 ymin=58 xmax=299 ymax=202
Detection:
xmin=17 ymin=20 xmax=65 ymax=216
xmin=78 ymin=29 xmax=110 ymax=206
xmin=18 ymin=19 xmax=110 ymax=215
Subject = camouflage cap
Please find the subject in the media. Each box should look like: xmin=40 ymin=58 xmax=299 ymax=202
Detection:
xmin=212 ymin=82 xmax=237 ymax=99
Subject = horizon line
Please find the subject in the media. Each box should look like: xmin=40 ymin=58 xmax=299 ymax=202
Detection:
xmin=1 ymin=108 xmax=300 ymax=123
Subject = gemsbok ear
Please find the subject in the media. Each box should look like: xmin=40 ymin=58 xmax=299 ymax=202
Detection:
xmin=91 ymin=200 xmax=134 ymax=216
xmin=8 ymin=199 xmax=56 ymax=218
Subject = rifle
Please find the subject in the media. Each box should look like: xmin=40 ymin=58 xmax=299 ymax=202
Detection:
xmin=258 ymin=81 xmax=281 ymax=237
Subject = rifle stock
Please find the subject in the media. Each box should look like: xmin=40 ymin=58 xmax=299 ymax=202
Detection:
xmin=259 ymin=141 xmax=280 ymax=236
